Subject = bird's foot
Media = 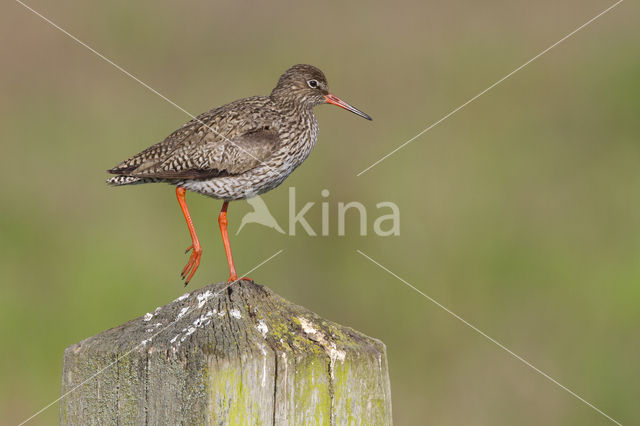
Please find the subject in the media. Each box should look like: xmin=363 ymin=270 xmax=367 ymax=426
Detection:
xmin=181 ymin=244 xmax=202 ymax=286
xmin=226 ymin=275 xmax=253 ymax=283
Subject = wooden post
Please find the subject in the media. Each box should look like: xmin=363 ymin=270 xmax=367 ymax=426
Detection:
xmin=60 ymin=280 xmax=392 ymax=424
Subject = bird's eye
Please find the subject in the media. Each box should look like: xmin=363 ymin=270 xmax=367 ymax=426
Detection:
xmin=307 ymin=80 xmax=318 ymax=89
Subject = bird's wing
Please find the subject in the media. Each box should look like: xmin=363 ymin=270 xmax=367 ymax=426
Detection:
xmin=125 ymin=127 xmax=280 ymax=179
xmin=108 ymin=104 xmax=280 ymax=179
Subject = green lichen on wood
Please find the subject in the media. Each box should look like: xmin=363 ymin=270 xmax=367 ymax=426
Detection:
xmin=208 ymin=363 xmax=251 ymax=425
xmin=265 ymin=315 xmax=324 ymax=356
xmin=292 ymin=357 xmax=332 ymax=425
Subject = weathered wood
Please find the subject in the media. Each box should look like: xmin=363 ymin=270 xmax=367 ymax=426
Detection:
xmin=60 ymin=280 xmax=392 ymax=424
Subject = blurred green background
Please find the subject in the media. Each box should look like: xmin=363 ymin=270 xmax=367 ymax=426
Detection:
xmin=1 ymin=0 xmax=639 ymax=424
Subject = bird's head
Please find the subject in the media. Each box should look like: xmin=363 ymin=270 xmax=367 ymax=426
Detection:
xmin=271 ymin=64 xmax=372 ymax=120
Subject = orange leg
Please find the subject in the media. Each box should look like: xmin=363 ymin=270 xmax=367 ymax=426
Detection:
xmin=176 ymin=187 xmax=202 ymax=286
xmin=218 ymin=201 xmax=239 ymax=282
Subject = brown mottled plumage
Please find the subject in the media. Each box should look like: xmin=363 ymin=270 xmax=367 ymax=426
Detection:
xmin=107 ymin=64 xmax=371 ymax=284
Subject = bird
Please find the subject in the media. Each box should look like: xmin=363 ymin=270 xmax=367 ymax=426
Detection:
xmin=236 ymin=196 xmax=285 ymax=235
xmin=107 ymin=64 xmax=371 ymax=285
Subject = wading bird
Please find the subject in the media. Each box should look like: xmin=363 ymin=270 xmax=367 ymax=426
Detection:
xmin=107 ymin=64 xmax=371 ymax=285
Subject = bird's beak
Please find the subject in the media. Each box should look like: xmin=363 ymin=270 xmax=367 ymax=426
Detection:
xmin=325 ymin=94 xmax=372 ymax=121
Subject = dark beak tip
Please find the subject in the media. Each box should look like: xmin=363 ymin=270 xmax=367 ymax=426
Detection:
xmin=354 ymin=111 xmax=373 ymax=121
xmin=358 ymin=111 xmax=373 ymax=121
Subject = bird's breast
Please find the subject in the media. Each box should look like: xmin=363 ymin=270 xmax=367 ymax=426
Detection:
xmin=275 ymin=112 xmax=318 ymax=167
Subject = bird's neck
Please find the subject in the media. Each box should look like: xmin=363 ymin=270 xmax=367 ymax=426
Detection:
xmin=270 ymin=93 xmax=314 ymax=117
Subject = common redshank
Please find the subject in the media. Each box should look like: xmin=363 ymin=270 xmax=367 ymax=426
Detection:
xmin=107 ymin=64 xmax=371 ymax=285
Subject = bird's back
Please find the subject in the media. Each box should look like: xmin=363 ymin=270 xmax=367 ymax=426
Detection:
xmin=108 ymin=96 xmax=278 ymax=180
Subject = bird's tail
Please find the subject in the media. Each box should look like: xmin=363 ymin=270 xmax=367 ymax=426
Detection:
xmin=106 ymin=175 xmax=147 ymax=186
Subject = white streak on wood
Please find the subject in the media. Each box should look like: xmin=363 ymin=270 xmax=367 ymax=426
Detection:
xmin=174 ymin=292 xmax=190 ymax=303
xmin=298 ymin=316 xmax=346 ymax=379
xmin=145 ymin=323 xmax=162 ymax=333
xmin=196 ymin=290 xmax=214 ymax=308
xmin=177 ymin=307 xmax=189 ymax=320
xmin=256 ymin=320 xmax=268 ymax=337
xmin=180 ymin=327 xmax=197 ymax=342
xmin=258 ymin=343 xmax=268 ymax=387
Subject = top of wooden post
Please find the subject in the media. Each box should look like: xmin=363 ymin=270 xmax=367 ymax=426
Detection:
xmin=62 ymin=280 xmax=392 ymax=424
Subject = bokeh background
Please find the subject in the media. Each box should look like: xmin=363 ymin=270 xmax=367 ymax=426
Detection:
xmin=1 ymin=0 xmax=639 ymax=424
